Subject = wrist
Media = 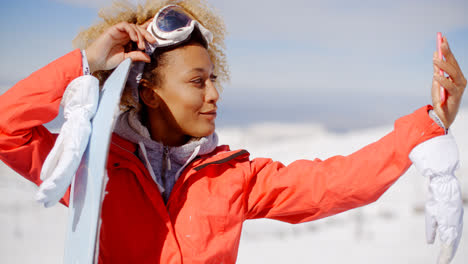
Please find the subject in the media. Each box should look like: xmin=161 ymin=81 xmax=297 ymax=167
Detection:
xmin=429 ymin=110 xmax=448 ymax=134
xmin=80 ymin=50 xmax=91 ymax=75
xmin=84 ymin=47 xmax=98 ymax=73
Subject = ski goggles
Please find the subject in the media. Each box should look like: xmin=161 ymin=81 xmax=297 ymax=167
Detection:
xmin=145 ymin=5 xmax=213 ymax=54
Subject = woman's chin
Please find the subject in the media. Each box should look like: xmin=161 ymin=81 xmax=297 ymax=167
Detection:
xmin=192 ymin=123 xmax=216 ymax=138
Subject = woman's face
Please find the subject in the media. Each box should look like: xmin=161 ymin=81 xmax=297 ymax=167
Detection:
xmin=144 ymin=42 xmax=219 ymax=145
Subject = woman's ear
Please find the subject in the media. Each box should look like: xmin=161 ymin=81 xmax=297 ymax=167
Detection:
xmin=139 ymin=81 xmax=161 ymax=109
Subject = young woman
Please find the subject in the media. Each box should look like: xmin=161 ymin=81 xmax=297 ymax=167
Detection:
xmin=0 ymin=0 xmax=465 ymax=263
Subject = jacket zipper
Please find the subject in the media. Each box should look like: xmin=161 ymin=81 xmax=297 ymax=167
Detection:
xmin=161 ymin=146 xmax=171 ymax=188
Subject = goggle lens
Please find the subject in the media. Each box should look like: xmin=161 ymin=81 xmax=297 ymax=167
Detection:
xmin=156 ymin=6 xmax=193 ymax=32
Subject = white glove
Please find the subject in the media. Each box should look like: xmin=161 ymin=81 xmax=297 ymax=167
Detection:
xmin=36 ymin=75 xmax=99 ymax=208
xmin=410 ymin=132 xmax=464 ymax=264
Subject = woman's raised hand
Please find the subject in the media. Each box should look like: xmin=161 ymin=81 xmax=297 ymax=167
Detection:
xmin=432 ymin=36 xmax=467 ymax=129
xmin=85 ymin=21 xmax=156 ymax=73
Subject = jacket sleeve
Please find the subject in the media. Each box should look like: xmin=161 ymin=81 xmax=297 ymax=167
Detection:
xmin=0 ymin=49 xmax=83 ymax=204
xmin=244 ymin=106 xmax=445 ymax=224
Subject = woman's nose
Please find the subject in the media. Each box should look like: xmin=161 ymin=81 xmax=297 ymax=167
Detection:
xmin=205 ymin=79 xmax=219 ymax=103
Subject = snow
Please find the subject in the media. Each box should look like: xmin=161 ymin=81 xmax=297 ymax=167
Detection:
xmin=1 ymin=108 xmax=468 ymax=263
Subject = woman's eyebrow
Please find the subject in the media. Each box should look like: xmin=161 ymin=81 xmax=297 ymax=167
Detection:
xmin=188 ymin=68 xmax=206 ymax=73
xmin=186 ymin=66 xmax=215 ymax=74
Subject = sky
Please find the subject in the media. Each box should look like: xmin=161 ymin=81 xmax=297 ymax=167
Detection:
xmin=1 ymin=0 xmax=467 ymax=131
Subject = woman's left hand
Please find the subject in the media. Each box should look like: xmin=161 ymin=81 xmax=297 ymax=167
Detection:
xmin=432 ymin=36 xmax=467 ymax=129
xmin=85 ymin=20 xmax=155 ymax=73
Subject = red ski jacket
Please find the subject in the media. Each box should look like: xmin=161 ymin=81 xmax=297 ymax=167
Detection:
xmin=0 ymin=49 xmax=445 ymax=263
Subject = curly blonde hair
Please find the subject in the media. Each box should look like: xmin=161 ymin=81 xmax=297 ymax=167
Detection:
xmin=73 ymin=0 xmax=228 ymax=111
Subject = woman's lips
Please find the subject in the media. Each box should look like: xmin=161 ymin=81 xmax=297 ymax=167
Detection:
xmin=200 ymin=110 xmax=217 ymax=119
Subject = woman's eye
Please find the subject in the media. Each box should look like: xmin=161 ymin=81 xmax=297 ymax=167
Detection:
xmin=190 ymin=74 xmax=217 ymax=87
xmin=190 ymin=78 xmax=204 ymax=87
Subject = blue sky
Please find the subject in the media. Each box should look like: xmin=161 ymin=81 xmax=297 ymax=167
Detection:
xmin=1 ymin=0 xmax=467 ymax=131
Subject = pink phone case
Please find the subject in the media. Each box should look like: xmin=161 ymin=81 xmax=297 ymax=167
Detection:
xmin=437 ymin=32 xmax=447 ymax=105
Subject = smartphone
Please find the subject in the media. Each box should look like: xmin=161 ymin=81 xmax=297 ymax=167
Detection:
xmin=437 ymin=32 xmax=447 ymax=106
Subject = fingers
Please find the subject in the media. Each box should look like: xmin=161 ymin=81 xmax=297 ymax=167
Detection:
xmin=87 ymin=21 xmax=157 ymax=72
xmin=441 ymin=37 xmax=461 ymax=71
xmin=132 ymin=22 xmax=156 ymax=46
xmin=434 ymin=59 xmax=456 ymax=80
xmin=433 ymin=51 xmax=439 ymax=74
xmin=114 ymin=22 xmax=156 ymax=50
xmin=138 ymin=19 xmax=153 ymax=32
xmin=432 ymin=57 xmax=450 ymax=97
xmin=434 ymin=74 xmax=457 ymax=96
xmin=139 ymin=20 xmax=151 ymax=28
xmin=431 ymin=75 xmax=441 ymax=106
xmin=125 ymin=50 xmax=151 ymax=63
xmin=433 ymin=59 xmax=462 ymax=86
xmin=116 ymin=23 xmax=145 ymax=50
xmin=434 ymin=37 xmax=467 ymax=88
xmin=433 ymin=40 xmax=466 ymax=100
xmin=139 ymin=25 xmax=156 ymax=44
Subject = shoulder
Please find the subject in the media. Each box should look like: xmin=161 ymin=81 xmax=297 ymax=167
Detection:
xmin=192 ymin=145 xmax=278 ymax=173
xmin=193 ymin=145 xmax=250 ymax=170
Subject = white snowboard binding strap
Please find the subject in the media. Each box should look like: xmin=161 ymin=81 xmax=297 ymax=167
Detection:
xmin=36 ymin=75 xmax=100 ymax=208
xmin=410 ymin=132 xmax=464 ymax=264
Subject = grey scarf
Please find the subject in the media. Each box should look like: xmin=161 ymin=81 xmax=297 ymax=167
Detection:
xmin=113 ymin=110 xmax=218 ymax=202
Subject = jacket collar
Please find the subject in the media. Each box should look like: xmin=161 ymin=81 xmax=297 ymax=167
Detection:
xmin=111 ymin=133 xmax=249 ymax=170
xmin=111 ymin=133 xmax=137 ymax=153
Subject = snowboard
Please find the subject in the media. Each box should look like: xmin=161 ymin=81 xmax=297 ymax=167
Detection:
xmin=64 ymin=58 xmax=132 ymax=264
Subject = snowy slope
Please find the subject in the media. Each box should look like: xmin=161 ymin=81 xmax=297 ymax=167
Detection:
xmin=1 ymin=108 xmax=467 ymax=263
